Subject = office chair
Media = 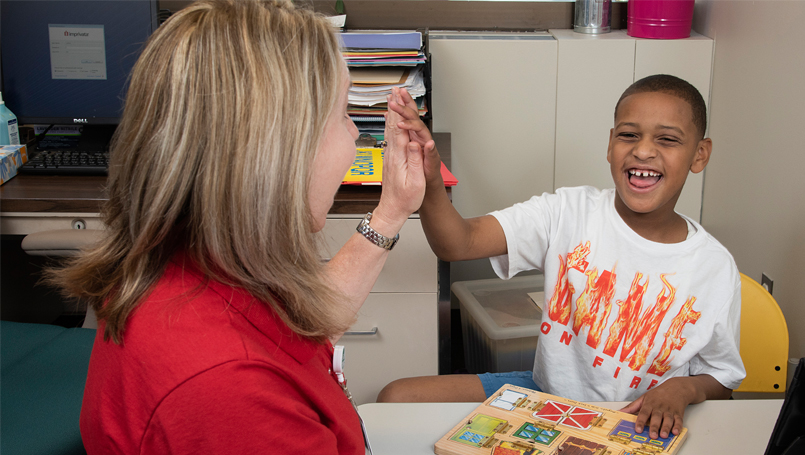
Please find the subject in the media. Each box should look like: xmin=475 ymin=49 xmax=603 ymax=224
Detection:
xmin=735 ymin=273 xmax=789 ymax=393
xmin=1 ymin=229 xmax=101 ymax=455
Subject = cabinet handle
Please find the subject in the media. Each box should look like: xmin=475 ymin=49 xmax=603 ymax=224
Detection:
xmin=344 ymin=327 xmax=378 ymax=336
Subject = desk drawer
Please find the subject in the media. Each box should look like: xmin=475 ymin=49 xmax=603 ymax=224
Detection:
xmin=321 ymin=217 xmax=437 ymax=293
xmin=336 ymin=292 xmax=438 ymax=405
xmin=0 ymin=212 xmax=103 ymax=235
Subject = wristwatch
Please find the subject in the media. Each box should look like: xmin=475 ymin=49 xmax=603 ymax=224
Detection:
xmin=356 ymin=212 xmax=399 ymax=250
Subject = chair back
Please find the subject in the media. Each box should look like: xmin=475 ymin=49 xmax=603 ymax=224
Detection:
xmin=736 ymin=273 xmax=789 ymax=393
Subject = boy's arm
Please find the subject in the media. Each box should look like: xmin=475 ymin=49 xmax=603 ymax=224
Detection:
xmin=625 ymin=276 xmax=743 ymax=440
xmin=418 ymin=146 xmax=507 ymax=262
xmin=620 ymin=374 xmax=731 ymax=440
xmin=388 ymin=88 xmax=507 ymax=261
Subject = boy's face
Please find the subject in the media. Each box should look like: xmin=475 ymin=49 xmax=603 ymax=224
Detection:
xmin=607 ymin=91 xmax=712 ymax=217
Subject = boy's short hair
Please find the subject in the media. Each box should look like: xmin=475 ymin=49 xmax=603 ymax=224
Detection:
xmin=614 ymin=74 xmax=707 ymax=140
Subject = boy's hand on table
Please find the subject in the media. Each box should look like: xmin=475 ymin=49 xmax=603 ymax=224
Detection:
xmin=619 ymin=378 xmax=690 ymax=440
xmin=619 ymin=374 xmax=727 ymax=441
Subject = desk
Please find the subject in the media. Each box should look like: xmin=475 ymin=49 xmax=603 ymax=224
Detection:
xmin=358 ymin=400 xmax=784 ymax=455
xmin=0 ymin=133 xmax=452 ymax=234
xmin=0 ymin=134 xmax=455 ymax=380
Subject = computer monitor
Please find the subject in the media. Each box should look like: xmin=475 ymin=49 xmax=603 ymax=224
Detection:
xmin=1 ymin=0 xmax=159 ymax=126
xmin=765 ymin=357 xmax=805 ymax=455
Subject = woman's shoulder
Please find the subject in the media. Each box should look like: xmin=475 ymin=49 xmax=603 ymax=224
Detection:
xmin=94 ymin=261 xmax=264 ymax=376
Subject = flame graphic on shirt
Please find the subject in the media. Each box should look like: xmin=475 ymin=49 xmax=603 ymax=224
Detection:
xmin=548 ymin=254 xmax=574 ymax=326
xmin=603 ymin=273 xmax=649 ymax=358
xmin=572 ymin=266 xmax=617 ymax=349
xmin=567 ymin=241 xmax=591 ymax=273
xmin=648 ymin=296 xmax=701 ymax=376
xmin=603 ymin=274 xmax=677 ymax=371
xmin=548 ymin=241 xmax=704 ymax=380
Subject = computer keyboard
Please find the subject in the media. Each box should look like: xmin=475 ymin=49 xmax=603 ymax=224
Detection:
xmin=20 ymin=149 xmax=109 ymax=176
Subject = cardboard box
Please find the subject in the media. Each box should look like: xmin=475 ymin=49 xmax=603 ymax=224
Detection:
xmin=453 ymin=275 xmax=544 ymax=374
xmin=0 ymin=144 xmax=28 ymax=185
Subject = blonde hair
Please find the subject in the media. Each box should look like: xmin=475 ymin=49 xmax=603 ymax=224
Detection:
xmin=49 ymin=0 xmax=352 ymax=343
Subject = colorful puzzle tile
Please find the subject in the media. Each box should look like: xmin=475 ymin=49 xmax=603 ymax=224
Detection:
xmin=493 ymin=441 xmax=543 ymax=455
xmin=556 ymin=436 xmax=607 ymax=455
xmin=608 ymin=419 xmax=675 ymax=449
xmin=492 ymin=446 xmax=521 ymax=455
xmin=490 ymin=389 xmax=529 ymax=411
xmin=512 ymin=422 xmax=561 ymax=445
xmin=457 ymin=430 xmax=485 ymax=445
xmin=449 ymin=414 xmax=508 ymax=447
xmin=533 ymin=400 xmax=602 ymax=430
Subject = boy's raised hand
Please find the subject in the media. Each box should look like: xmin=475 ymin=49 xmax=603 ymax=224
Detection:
xmin=388 ymin=87 xmax=433 ymax=147
xmin=377 ymin=87 xmax=426 ymax=222
xmin=386 ymin=87 xmax=442 ymax=187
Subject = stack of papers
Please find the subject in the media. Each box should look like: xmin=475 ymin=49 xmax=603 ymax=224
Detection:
xmin=340 ymin=31 xmax=428 ymax=138
xmin=348 ymin=66 xmax=426 ymax=106
xmin=341 ymin=31 xmax=426 ymax=67
xmin=347 ymin=97 xmax=427 ymax=117
xmin=343 ymin=50 xmax=426 ymax=67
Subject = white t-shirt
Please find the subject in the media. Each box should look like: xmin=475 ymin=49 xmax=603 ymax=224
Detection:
xmin=489 ymin=186 xmax=745 ymax=402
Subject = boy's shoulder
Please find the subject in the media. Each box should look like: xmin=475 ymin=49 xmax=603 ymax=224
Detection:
xmin=550 ymin=185 xmax=616 ymax=216
xmin=687 ymin=218 xmax=740 ymax=272
xmin=554 ymin=185 xmax=610 ymax=198
xmin=534 ymin=185 xmax=612 ymax=208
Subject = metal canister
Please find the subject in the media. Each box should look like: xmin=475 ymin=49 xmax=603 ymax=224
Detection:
xmin=574 ymin=0 xmax=612 ymax=34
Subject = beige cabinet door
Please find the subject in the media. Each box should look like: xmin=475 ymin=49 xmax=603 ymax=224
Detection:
xmin=320 ymin=217 xmax=437 ymax=293
xmin=634 ymin=33 xmax=714 ymax=221
xmin=336 ymin=292 xmax=438 ymax=405
xmin=552 ymin=29 xmax=635 ymax=194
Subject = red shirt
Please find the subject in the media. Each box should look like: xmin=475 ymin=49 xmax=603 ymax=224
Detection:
xmin=80 ymin=257 xmax=365 ymax=454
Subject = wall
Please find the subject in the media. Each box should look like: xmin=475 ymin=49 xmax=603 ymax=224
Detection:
xmin=430 ymin=32 xmax=558 ymax=283
xmin=159 ymin=0 xmax=583 ymax=30
xmin=693 ymin=0 xmax=805 ymax=364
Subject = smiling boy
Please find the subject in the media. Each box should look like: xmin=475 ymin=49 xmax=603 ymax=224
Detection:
xmin=378 ymin=75 xmax=746 ymax=441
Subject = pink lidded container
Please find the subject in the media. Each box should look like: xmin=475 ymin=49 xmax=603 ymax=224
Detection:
xmin=627 ymin=0 xmax=695 ymax=39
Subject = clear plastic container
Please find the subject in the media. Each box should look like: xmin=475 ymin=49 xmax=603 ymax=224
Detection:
xmin=453 ymin=275 xmax=544 ymax=374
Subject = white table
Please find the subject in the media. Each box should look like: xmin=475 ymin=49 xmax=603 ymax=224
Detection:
xmin=358 ymin=399 xmax=783 ymax=454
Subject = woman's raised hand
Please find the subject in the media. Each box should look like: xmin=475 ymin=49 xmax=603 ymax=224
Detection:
xmin=372 ymin=87 xmax=427 ymax=229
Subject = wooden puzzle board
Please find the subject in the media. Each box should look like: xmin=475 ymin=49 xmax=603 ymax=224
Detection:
xmin=434 ymin=385 xmax=687 ymax=455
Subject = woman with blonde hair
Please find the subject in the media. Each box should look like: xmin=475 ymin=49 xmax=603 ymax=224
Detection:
xmin=50 ymin=0 xmax=426 ymax=453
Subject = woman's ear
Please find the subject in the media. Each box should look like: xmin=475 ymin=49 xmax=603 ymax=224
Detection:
xmin=690 ymin=138 xmax=712 ymax=174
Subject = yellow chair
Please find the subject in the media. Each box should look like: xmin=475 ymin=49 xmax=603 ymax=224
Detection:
xmin=736 ymin=273 xmax=789 ymax=393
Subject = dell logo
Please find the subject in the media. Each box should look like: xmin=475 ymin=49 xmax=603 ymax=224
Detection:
xmin=73 ymin=118 xmax=89 ymax=124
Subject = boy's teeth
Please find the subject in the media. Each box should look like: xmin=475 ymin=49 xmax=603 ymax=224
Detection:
xmin=630 ymin=170 xmax=659 ymax=177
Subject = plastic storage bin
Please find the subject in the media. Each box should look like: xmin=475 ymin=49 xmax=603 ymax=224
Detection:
xmin=453 ymin=275 xmax=544 ymax=374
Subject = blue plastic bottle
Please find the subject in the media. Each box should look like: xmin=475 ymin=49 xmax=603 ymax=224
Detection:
xmin=0 ymin=92 xmax=20 ymax=145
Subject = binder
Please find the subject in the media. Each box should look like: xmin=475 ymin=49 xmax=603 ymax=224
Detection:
xmin=342 ymin=147 xmax=457 ymax=187
xmin=340 ymin=31 xmax=422 ymax=50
